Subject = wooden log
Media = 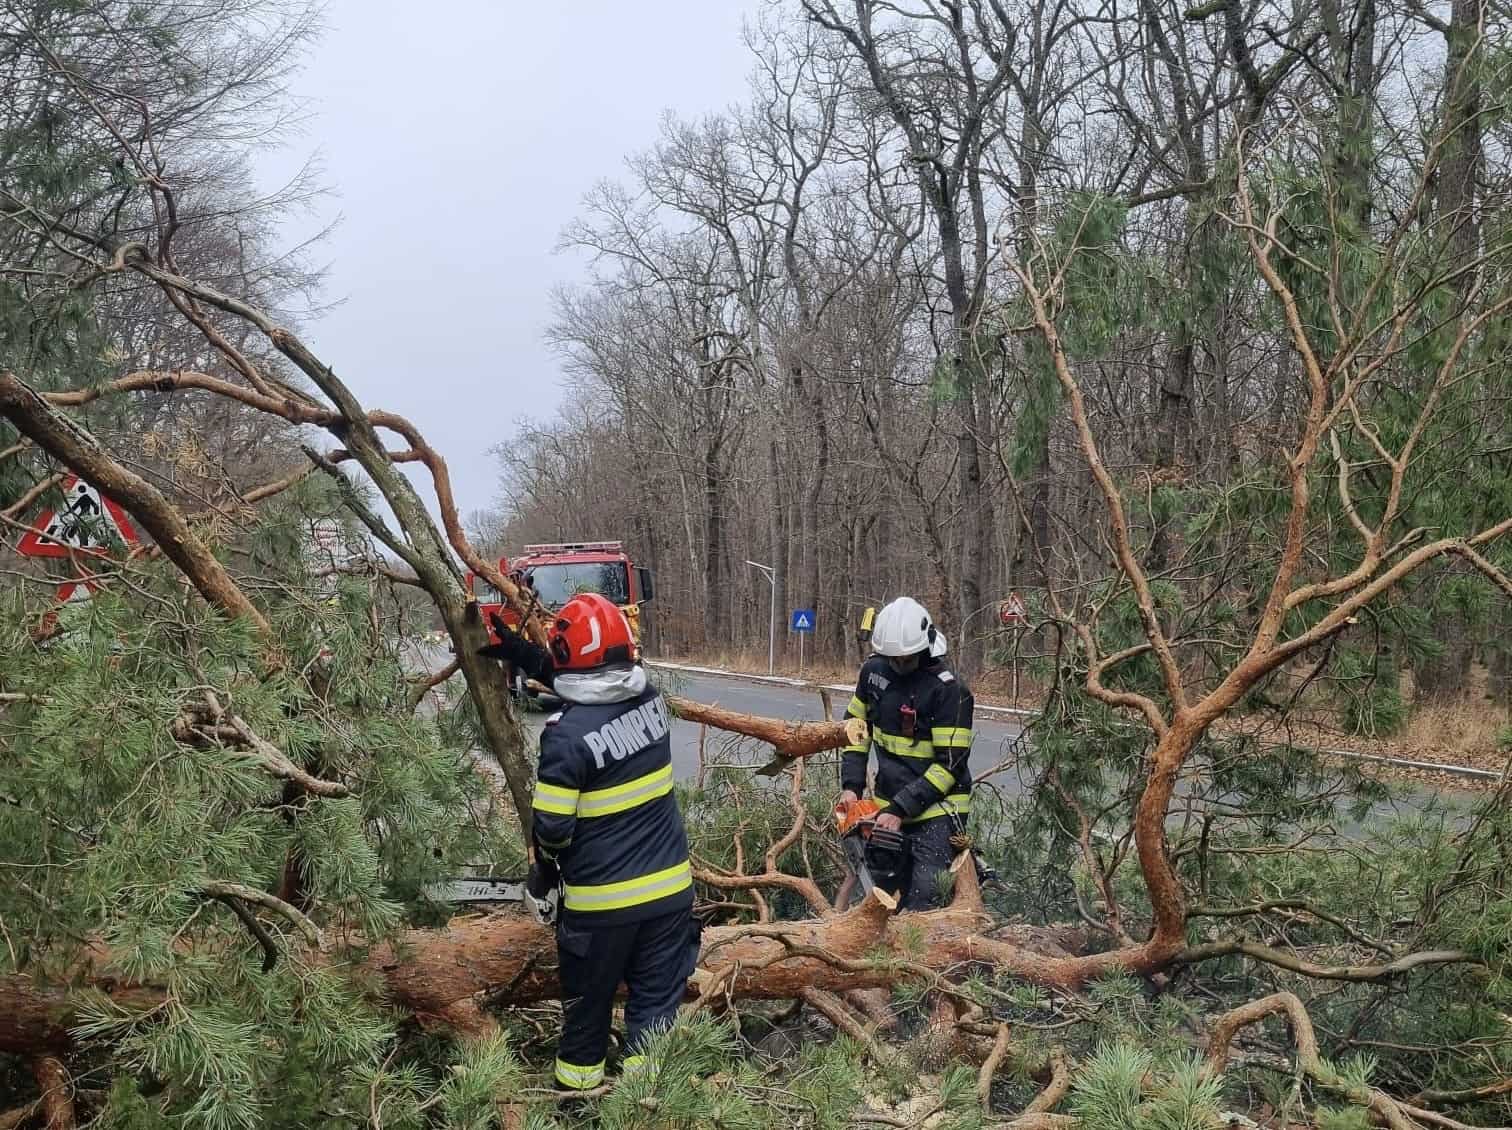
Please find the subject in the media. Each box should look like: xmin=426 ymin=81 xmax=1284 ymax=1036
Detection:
xmin=33 ymin=1057 xmax=74 ymax=1130
xmin=0 ymin=860 xmax=1122 ymax=1055
xmin=665 ymin=695 xmax=848 ymax=759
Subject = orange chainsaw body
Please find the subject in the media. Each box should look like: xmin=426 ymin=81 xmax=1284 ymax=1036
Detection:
xmin=833 ymin=796 xmax=882 ymax=838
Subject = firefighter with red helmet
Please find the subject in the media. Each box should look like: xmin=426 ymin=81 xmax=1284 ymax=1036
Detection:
xmin=479 ymin=593 xmax=698 ymax=1091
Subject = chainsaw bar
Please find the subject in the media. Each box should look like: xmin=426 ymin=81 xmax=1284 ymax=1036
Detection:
xmin=422 ymin=877 xmax=527 ymax=904
xmin=842 ymin=834 xmax=875 ymax=895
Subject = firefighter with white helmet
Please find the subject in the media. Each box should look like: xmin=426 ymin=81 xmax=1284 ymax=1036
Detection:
xmin=839 ymin=597 xmax=975 ymax=910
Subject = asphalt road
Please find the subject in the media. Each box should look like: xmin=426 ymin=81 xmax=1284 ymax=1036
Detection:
xmin=538 ymin=666 xmax=1469 ymax=826
xmin=403 ymin=642 xmax=1472 ymax=825
xmin=640 ymin=665 xmax=1028 ymax=787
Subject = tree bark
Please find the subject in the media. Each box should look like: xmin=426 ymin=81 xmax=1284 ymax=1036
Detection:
xmin=1415 ymin=0 xmax=1485 ymax=702
xmin=32 ymin=1057 xmax=74 ymax=1130
xmin=665 ymin=696 xmax=848 ymax=759
xmin=794 ymin=358 xmax=828 ymax=658
xmin=0 ymin=865 xmax=1124 ymax=1056
xmin=768 ymin=435 xmax=789 ymax=664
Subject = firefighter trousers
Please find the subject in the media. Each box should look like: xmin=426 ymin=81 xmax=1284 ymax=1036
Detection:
xmin=899 ymin=815 xmax=958 ymax=911
xmin=552 ymin=906 xmax=701 ymax=1090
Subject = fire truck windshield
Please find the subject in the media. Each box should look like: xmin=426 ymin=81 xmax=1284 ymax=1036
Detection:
xmin=473 ymin=579 xmax=508 ymax=605
xmin=527 ymin=562 xmax=630 ymax=608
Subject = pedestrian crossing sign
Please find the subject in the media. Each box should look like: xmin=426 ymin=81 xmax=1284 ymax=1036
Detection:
xmin=790 ymin=609 xmax=815 ymax=633
xmin=18 ymin=477 xmax=139 ymax=558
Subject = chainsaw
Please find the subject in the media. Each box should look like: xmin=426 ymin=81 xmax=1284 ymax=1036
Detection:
xmin=833 ymin=796 xmax=908 ymax=903
xmin=833 ymin=796 xmax=882 ymax=896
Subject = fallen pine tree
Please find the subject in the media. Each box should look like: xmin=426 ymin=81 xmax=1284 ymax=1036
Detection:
xmin=2 ymin=16 xmax=1511 ymax=1124
xmin=3 ymin=806 xmax=1503 ymax=1129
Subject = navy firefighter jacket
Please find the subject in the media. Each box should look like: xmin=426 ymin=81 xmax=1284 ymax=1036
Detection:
xmin=841 ymin=655 xmax=975 ymax=824
xmin=531 ymin=684 xmax=693 ymax=926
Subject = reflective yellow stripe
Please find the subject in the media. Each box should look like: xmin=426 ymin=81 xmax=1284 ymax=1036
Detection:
xmin=875 ymin=793 xmax=970 ymax=824
xmin=555 ymin=1058 xmax=605 ymax=1089
xmin=931 ymin=727 xmax=973 ymax=747
xmin=924 ymin=764 xmax=956 ymax=792
xmin=563 ymin=860 xmax=693 ymax=912
xmin=576 ymin=764 xmax=673 ymax=818
xmin=532 ymin=780 xmax=580 ymax=816
xmin=874 ymin=731 xmax=934 ymax=759
xmin=846 ymin=695 xmax=867 ymax=719
xmin=910 ymin=793 xmax=970 ymax=823
xmin=622 ymin=1054 xmax=650 ymax=1075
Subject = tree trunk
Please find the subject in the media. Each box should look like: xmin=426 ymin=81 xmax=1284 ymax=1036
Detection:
xmin=703 ymin=434 xmax=726 ymax=647
xmin=1322 ymin=0 xmax=1377 ymax=227
xmin=1487 ymin=613 xmax=1511 ymax=708
xmin=1415 ymin=0 xmax=1483 ymax=700
xmin=635 ymin=508 xmax=662 ymax=654
xmin=795 ymin=359 xmax=828 ymax=648
xmin=1153 ymin=329 xmax=1195 ymax=475
xmin=956 ymin=388 xmax=988 ymax=674
xmin=768 ymin=435 xmax=789 ymax=666
xmin=0 ymin=868 xmax=1122 ymax=1056
xmin=1414 ymin=628 xmax=1475 ymax=701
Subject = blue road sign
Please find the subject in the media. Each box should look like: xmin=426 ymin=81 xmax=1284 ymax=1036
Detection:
xmin=790 ymin=609 xmax=816 ymax=633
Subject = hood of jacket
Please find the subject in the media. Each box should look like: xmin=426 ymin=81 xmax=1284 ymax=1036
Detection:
xmin=552 ymin=664 xmax=648 ymax=705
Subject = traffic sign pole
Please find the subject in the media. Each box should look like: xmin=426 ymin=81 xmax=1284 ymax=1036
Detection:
xmin=1012 ymin=624 xmax=1022 ymax=703
xmin=997 ymin=591 xmax=1029 ymax=704
xmin=790 ymin=608 xmax=816 ymax=675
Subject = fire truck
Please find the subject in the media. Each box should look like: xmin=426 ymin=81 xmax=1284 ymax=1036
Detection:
xmin=467 ymin=541 xmax=655 ymax=696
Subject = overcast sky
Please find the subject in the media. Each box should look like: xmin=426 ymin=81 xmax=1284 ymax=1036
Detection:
xmin=258 ymin=1 xmax=762 ymax=524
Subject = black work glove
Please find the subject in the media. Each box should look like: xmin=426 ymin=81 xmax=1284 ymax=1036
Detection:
xmin=527 ymin=856 xmax=560 ymax=896
xmin=525 ymin=859 xmax=560 ymax=926
xmin=477 ymin=613 xmax=555 ymax=684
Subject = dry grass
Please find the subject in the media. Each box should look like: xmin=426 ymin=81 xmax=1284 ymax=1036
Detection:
xmin=1399 ymin=699 xmax=1512 ymax=756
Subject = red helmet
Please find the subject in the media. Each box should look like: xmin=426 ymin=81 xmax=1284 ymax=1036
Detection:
xmin=548 ymin=592 xmax=636 ymax=672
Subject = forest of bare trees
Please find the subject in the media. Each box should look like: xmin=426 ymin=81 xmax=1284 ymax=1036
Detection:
xmin=489 ymin=0 xmax=1511 ymax=716
xmin=2 ymin=0 xmax=1511 ymax=1126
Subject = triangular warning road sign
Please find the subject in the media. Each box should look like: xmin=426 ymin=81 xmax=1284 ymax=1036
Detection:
xmin=55 ymin=578 xmax=101 ymax=604
xmin=999 ymin=592 xmax=1029 ymax=626
xmin=796 ymin=613 xmax=810 ymax=629
xmin=18 ymin=477 xmax=139 ymax=559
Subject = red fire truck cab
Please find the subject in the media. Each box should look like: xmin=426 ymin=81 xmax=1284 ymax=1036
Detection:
xmin=467 ymin=541 xmax=655 ymax=649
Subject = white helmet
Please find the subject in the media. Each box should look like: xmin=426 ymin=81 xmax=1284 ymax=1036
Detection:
xmin=871 ymin=597 xmax=948 ymax=659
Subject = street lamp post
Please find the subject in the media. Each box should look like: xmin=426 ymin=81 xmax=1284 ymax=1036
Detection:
xmin=745 ymin=560 xmax=776 ymax=676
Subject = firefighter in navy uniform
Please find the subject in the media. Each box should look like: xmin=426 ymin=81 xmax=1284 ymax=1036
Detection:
xmin=838 ymin=597 xmax=974 ymax=911
xmin=479 ymin=593 xmax=698 ymax=1092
